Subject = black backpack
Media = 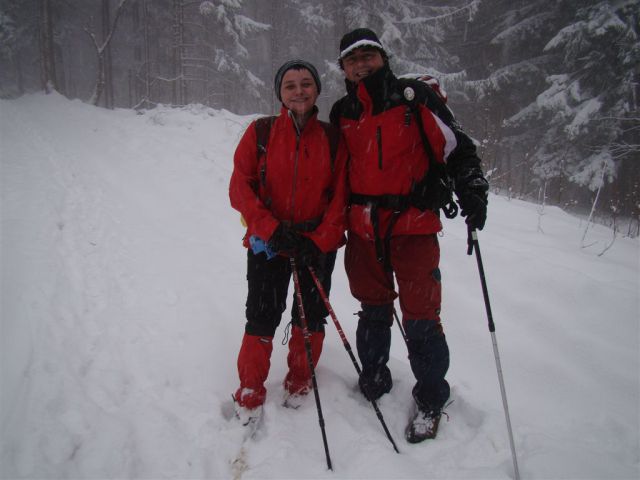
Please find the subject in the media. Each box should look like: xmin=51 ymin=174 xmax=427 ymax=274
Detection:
xmin=397 ymin=75 xmax=458 ymax=219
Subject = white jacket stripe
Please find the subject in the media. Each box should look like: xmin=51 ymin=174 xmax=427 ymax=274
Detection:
xmin=429 ymin=111 xmax=457 ymax=161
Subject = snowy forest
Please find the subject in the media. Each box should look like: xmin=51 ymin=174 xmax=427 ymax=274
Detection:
xmin=1 ymin=0 xmax=639 ymax=234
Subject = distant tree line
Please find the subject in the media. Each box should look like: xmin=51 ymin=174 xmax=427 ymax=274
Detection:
xmin=0 ymin=0 xmax=638 ymax=235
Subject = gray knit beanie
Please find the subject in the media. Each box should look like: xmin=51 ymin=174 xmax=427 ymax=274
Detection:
xmin=274 ymin=60 xmax=321 ymax=102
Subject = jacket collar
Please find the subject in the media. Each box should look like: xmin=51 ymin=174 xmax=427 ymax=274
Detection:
xmin=346 ymin=64 xmax=397 ymax=114
xmin=279 ymin=104 xmax=320 ymax=135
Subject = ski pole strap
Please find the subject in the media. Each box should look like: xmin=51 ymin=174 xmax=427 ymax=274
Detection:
xmin=442 ymin=196 xmax=459 ymax=219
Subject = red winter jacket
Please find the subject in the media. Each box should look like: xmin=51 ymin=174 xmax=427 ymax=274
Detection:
xmin=330 ymin=65 xmax=463 ymax=241
xmin=229 ymin=106 xmax=348 ymax=253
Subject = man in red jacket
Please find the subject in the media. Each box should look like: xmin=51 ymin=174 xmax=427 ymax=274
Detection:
xmin=230 ymin=60 xmax=348 ymax=427
xmin=330 ymin=29 xmax=489 ymax=443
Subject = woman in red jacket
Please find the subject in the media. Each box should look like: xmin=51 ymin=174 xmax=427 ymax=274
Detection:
xmin=229 ymin=60 xmax=348 ymax=426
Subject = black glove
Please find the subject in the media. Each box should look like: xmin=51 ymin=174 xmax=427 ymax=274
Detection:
xmin=268 ymin=224 xmax=299 ymax=254
xmin=458 ymin=177 xmax=489 ymax=230
xmin=294 ymin=236 xmax=324 ymax=268
xmin=409 ymin=169 xmax=454 ymax=214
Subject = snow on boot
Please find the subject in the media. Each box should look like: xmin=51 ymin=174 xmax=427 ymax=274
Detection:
xmin=233 ymin=402 xmax=264 ymax=440
xmin=405 ymin=408 xmax=441 ymax=443
xmin=282 ymin=391 xmax=306 ymax=409
xmin=235 ymin=334 xmax=273 ymax=409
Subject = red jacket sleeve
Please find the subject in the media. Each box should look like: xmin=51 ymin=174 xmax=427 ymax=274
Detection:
xmin=307 ymin=136 xmax=349 ymax=253
xmin=229 ymin=122 xmax=279 ymax=243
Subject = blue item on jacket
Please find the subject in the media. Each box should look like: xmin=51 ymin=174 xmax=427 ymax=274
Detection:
xmin=250 ymin=235 xmax=277 ymax=259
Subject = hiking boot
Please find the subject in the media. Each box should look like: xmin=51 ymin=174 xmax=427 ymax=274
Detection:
xmin=282 ymin=390 xmax=308 ymax=409
xmin=405 ymin=408 xmax=441 ymax=443
xmin=234 ymin=403 xmax=264 ymax=436
xmin=283 ymin=375 xmax=312 ymax=399
xmin=358 ymin=366 xmax=392 ymax=401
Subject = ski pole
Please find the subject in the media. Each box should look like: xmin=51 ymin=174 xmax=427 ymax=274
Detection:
xmin=392 ymin=307 xmax=409 ymax=347
xmin=290 ymin=258 xmax=332 ymax=471
xmin=467 ymin=227 xmax=520 ymax=480
xmin=307 ymin=266 xmax=400 ymax=454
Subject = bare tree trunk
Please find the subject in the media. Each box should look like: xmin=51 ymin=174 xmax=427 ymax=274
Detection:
xmin=537 ymin=180 xmax=547 ymax=233
xmin=14 ymin=54 xmax=25 ymax=94
xmin=56 ymin=45 xmax=66 ymax=95
xmin=581 ymin=163 xmax=606 ymax=248
xmin=172 ymin=0 xmax=184 ymax=106
xmin=86 ymin=0 xmax=130 ymax=106
xmin=270 ymin=2 xmax=279 ymax=111
xmin=519 ymin=155 xmax=527 ymax=198
xmin=101 ymin=0 xmax=114 ymax=108
xmin=202 ymin=11 xmax=213 ymax=107
xmin=128 ymin=68 xmax=133 ymax=107
xmin=598 ymin=211 xmax=618 ymax=256
xmin=504 ymin=149 xmax=511 ymax=195
xmin=143 ymin=0 xmax=151 ymax=107
xmin=39 ymin=0 xmax=57 ymax=93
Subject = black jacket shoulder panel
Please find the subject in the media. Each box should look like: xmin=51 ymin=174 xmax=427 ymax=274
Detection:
xmin=330 ymin=94 xmax=362 ymax=122
xmin=329 ymin=97 xmax=347 ymax=126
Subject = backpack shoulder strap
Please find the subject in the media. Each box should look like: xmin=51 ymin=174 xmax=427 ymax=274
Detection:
xmin=397 ymin=78 xmax=458 ymax=218
xmin=318 ymin=120 xmax=340 ymax=173
xmin=397 ymin=76 xmax=452 ymax=118
xmin=254 ymin=116 xmax=276 ymax=187
xmin=396 ymin=79 xmax=437 ymax=165
xmin=255 ymin=115 xmax=276 ymax=159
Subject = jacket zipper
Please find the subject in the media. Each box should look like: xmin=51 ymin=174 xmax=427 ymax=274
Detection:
xmin=291 ymin=136 xmax=301 ymax=224
xmin=290 ymin=111 xmax=301 ymax=224
xmin=376 ymin=126 xmax=383 ymax=169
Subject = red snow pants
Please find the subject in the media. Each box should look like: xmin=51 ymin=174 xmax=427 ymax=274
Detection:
xmin=345 ymin=233 xmax=442 ymax=321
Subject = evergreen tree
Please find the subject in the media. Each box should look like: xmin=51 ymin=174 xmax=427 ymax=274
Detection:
xmin=448 ymin=0 xmax=574 ymax=198
xmin=337 ymin=0 xmax=477 ymax=80
xmin=505 ymin=0 xmax=639 ymax=216
xmin=198 ymin=0 xmax=269 ymax=112
xmin=0 ymin=3 xmax=31 ymax=95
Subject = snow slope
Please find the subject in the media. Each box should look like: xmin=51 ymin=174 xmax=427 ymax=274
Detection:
xmin=1 ymin=93 xmax=638 ymax=479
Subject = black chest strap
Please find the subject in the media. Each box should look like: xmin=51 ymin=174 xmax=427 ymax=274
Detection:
xmin=350 ymin=193 xmax=411 ymax=271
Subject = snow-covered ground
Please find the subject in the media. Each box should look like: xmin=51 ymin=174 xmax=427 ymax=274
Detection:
xmin=1 ymin=93 xmax=638 ymax=480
